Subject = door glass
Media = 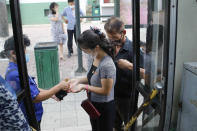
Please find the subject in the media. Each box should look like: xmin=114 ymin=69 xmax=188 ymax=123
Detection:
xmin=139 ymin=0 xmax=168 ymax=130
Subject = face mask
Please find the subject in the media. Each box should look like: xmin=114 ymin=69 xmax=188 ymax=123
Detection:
xmin=90 ymin=48 xmax=98 ymax=59
xmin=70 ymin=5 xmax=75 ymax=9
xmin=112 ymin=33 xmax=124 ymax=46
xmin=25 ymin=54 xmax=30 ymax=63
xmin=90 ymin=51 xmax=97 ymax=59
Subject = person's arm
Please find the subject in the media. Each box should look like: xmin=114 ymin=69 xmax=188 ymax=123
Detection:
xmin=69 ymin=77 xmax=88 ymax=88
xmin=38 ymin=88 xmax=46 ymax=92
xmin=82 ymin=78 xmax=114 ymax=95
xmin=33 ymin=80 xmax=69 ymax=103
xmin=62 ymin=8 xmax=68 ymax=24
xmin=62 ymin=22 xmax=65 ymax=33
xmin=71 ymin=64 xmax=115 ymax=95
xmin=62 ymin=16 xmax=68 ymax=24
xmin=117 ymin=59 xmax=145 ymax=78
xmin=50 ymin=12 xmax=60 ymax=22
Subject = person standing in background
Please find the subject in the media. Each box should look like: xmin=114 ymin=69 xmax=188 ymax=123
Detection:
xmin=49 ymin=2 xmax=67 ymax=60
xmin=62 ymin=0 xmax=84 ymax=58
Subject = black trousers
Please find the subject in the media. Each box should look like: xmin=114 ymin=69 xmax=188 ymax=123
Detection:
xmin=38 ymin=120 xmax=41 ymax=131
xmin=90 ymin=100 xmax=115 ymax=131
xmin=67 ymin=26 xmax=76 ymax=53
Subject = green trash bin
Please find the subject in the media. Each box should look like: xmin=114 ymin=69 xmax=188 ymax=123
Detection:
xmin=34 ymin=42 xmax=60 ymax=89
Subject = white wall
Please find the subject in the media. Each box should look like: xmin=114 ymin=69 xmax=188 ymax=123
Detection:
xmin=171 ymin=0 xmax=197 ymax=127
xmin=80 ymin=0 xmax=87 ymax=15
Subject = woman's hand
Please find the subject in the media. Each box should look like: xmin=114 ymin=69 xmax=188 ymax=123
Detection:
xmin=70 ymin=84 xmax=85 ymax=93
xmin=69 ymin=79 xmax=79 ymax=89
xmin=58 ymin=80 xmax=70 ymax=91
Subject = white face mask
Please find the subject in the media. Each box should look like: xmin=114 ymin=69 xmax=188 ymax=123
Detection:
xmin=70 ymin=5 xmax=75 ymax=9
xmin=90 ymin=51 xmax=97 ymax=59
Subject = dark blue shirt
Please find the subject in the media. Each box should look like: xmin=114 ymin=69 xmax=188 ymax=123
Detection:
xmin=5 ymin=62 xmax=43 ymax=122
xmin=114 ymin=37 xmax=144 ymax=98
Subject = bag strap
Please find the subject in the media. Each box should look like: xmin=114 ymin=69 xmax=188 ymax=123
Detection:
xmin=5 ymin=69 xmax=17 ymax=80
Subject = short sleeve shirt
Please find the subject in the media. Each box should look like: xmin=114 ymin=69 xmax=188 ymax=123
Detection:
xmin=61 ymin=6 xmax=84 ymax=30
xmin=5 ymin=62 xmax=43 ymax=122
xmin=114 ymin=37 xmax=144 ymax=98
xmin=89 ymin=56 xmax=116 ymax=103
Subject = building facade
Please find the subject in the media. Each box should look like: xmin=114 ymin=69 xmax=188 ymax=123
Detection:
xmin=6 ymin=0 xmax=88 ymax=25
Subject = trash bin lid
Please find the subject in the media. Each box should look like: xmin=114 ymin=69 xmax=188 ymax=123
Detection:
xmin=34 ymin=42 xmax=57 ymax=49
xmin=184 ymin=62 xmax=197 ymax=75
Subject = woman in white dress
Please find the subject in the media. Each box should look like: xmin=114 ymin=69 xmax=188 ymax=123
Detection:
xmin=49 ymin=2 xmax=67 ymax=60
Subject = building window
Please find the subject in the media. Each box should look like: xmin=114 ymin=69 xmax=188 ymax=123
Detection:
xmin=44 ymin=9 xmax=50 ymax=17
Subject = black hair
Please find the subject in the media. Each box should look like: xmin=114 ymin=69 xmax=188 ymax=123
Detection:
xmin=49 ymin=2 xmax=58 ymax=14
xmin=0 ymin=50 xmax=7 ymax=58
xmin=104 ymin=16 xmax=125 ymax=34
xmin=3 ymin=35 xmax=30 ymax=58
xmin=68 ymin=0 xmax=74 ymax=3
xmin=77 ymin=28 xmax=114 ymax=58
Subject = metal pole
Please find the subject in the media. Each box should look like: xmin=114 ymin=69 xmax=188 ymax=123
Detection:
xmin=9 ymin=0 xmax=38 ymax=130
xmin=129 ymin=0 xmax=140 ymax=130
xmin=75 ymin=0 xmax=86 ymax=73
xmin=114 ymin=0 xmax=120 ymax=17
xmin=164 ymin=0 xmax=177 ymax=130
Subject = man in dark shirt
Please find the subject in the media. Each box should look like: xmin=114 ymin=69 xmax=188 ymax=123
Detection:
xmin=104 ymin=17 xmax=144 ymax=131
